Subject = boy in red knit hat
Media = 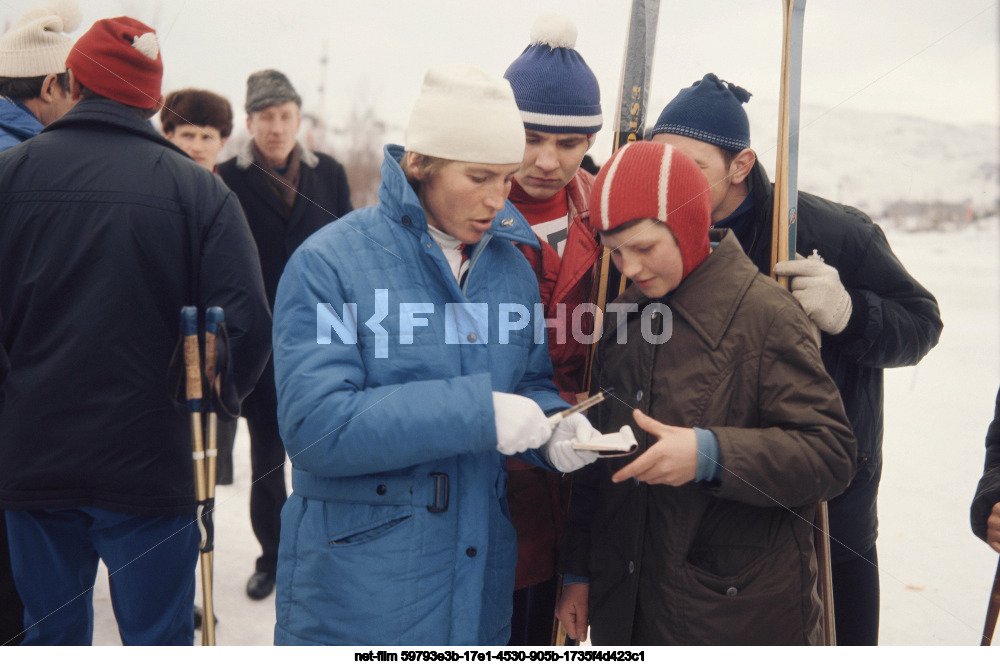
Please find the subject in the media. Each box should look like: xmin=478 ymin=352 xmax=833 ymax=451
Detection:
xmin=555 ymin=141 xmax=856 ymax=645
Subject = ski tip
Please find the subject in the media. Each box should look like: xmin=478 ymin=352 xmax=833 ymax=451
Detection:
xmin=530 ymin=13 xmax=577 ymax=50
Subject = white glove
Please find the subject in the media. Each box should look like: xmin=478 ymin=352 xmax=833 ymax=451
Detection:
xmin=492 ymin=392 xmax=553 ymax=455
xmin=543 ymin=413 xmax=600 ymax=472
xmin=773 ymin=251 xmax=853 ymax=334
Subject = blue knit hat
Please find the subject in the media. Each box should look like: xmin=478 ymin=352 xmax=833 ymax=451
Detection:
xmin=651 ymin=73 xmax=752 ymax=152
xmin=503 ymin=13 xmax=602 ymax=135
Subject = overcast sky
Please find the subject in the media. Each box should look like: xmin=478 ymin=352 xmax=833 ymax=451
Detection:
xmin=2 ymin=0 xmax=998 ymax=155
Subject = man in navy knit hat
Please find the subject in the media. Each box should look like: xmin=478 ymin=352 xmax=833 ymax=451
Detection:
xmin=650 ymin=73 xmax=943 ymax=645
xmin=502 ymin=13 xmax=603 ymax=646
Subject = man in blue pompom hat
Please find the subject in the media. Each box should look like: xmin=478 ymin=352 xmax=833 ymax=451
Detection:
xmin=502 ymin=12 xmax=603 ymax=646
xmin=650 ymin=73 xmax=943 ymax=645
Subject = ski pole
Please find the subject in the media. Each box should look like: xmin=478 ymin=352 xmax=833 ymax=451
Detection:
xmin=982 ymin=558 xmax=1000 ymax=646
xmin=181 ymin=306 xmax=216 ymax=646
xmin=200 ymin=306 xmax=225 ymax=646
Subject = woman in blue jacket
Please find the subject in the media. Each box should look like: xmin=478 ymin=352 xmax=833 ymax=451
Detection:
xmin=271 ymin=63 xmax=599 ymax=646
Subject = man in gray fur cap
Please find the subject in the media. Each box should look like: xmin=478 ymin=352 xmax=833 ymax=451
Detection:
xmin=217 ymin=69 xmax=352 ymax=601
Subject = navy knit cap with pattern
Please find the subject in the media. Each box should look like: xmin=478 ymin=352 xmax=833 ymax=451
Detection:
xmin=503 ymin=13 xmax=602 ymax=135
xmin=651 ymin=73 xmax=752 ymax=152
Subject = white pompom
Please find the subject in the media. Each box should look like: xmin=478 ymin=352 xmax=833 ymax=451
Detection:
xmin=529 ymin=13 xmax=577 ymax=49
xmin=131 ymin=32 xmax=159 ymax=60
xmin=46 ymin=0 xmax=83 ymax=33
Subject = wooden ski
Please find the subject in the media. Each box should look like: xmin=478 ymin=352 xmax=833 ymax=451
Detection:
xmin=560 ymin=1 xmax=659 ymax=646
xmin=584 ymin=0 xmax=661 ymax=392
xmin=771 ymin=0 xmax=806 ymax=286
xmin=769 ymin=0 xmax=837 ymax=647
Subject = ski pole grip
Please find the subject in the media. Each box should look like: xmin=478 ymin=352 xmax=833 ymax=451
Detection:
xmin=204 ymin=307 xmax=224 ymax=415
xmin=181 ymin=306 xmax=199 ymax=337
xmin=205 ymin=307 xmax=224 ymax=335
xmin=181 ymin=307 xmax=202 ymax=405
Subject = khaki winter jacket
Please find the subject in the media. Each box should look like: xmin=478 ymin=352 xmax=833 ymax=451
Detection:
xmin=561 ymin=232 xmax=856 ymax=645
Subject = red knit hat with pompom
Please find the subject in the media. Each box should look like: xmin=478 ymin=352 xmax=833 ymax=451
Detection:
xmin=66 ymin=16 xmax=162 ymax=109
xmin=588 ymin=141 xmax=712 ymax=280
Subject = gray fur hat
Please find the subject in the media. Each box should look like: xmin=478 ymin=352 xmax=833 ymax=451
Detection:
xmin=244 ymin=69 xmax=301 ymax=114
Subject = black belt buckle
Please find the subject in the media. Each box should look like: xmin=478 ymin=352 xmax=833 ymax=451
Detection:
xmin=427 ymin=472 xmax=449 ymax=513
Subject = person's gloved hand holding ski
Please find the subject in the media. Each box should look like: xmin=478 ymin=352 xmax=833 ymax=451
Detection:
xmin=773 ymin=250 xmax=853 ymax=335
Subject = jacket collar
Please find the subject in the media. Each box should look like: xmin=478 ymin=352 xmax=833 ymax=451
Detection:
xmin=42 ymin=98 xmax=186 ymax=156
xmin=0 ymin=97 xmax=43 ymax=140
xmin=234 ymin=138 xmax=319 ymax=170
xmin=378 ymin=144 xmax=540 ymax=249
xmin=619 ymin=231 xmax=758 ymax=350
xmin=564 ymin=167 xmax=594 ymax=227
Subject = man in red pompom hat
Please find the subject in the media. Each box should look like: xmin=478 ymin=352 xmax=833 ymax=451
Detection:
xmin=556 ymin=141 xmax=856 ymax=645
xmin=0 ymin=16 xmax=272 ymax=644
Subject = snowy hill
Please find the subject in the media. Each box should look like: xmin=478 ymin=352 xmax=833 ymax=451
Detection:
xmin=743 ymin=101 xmax=999 ymax=218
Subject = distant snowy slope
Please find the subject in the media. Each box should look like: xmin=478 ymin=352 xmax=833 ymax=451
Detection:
xmin=747 ymin=101 xmax=999 ymax=215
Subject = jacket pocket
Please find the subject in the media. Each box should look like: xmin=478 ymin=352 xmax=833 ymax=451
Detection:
xmin=675 ymin=537 xmax=816 ymax=645
xmin=686 ymin=501 xmax=787 ymax=577
xmin=326 ymin=504 xmax=414 ymax=546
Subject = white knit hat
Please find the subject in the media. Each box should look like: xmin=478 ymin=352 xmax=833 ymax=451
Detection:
xmin=0 ymin=0 xmax=81 ymax=77
xmin=405 ymin=63 xmax=525 ymax=164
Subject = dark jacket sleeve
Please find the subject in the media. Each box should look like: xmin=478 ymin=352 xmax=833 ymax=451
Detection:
xmin=558 ymin=335 xmax=614 ymax=579
xmin=332 ymin=158 xmax=354 ymax=218
xmin=200 ymin=189 xmax=272 ymax=416
xmin=972 ymin=386 xmax=1000 ymax=542
xmin=559 ymin=441 xmax=602 ymax=579
xmin=809 ymin=201 xmax=943 ymax=369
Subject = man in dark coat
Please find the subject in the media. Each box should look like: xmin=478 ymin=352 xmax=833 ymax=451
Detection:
xmin=649 ymin=73 xmax=943 ymax=644
xmin=217 ymin=69 xmax=352 ymax=601
xmin=0 ymin=17 xmax=271 ymax=645
xmin=972 ymin=387 xmax=1000 ymax=554
xmin=0 ymin=1 xmax=81 ymax=645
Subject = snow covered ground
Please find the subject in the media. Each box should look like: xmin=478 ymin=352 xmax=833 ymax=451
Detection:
xmin=77 ymin=221 xmax=1000 ymax=648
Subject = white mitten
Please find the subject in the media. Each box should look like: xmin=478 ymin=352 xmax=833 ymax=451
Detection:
xmin=492 ymin=392 xmax=553 ymax=455
xmin=543 ymin=413 xmax=600 ymax=472
xmin=773 ymin=251 xmax=852 ymax=334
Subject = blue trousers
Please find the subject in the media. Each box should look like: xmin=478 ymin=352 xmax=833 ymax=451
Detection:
xmin=5 ymin=506 xmax=198 ymax=645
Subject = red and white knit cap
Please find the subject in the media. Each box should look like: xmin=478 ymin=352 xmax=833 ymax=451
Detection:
xmin=588 ymin=141 xmax=712 ymax=280
xmin=66 ymin=16 xmax=162 ymax=109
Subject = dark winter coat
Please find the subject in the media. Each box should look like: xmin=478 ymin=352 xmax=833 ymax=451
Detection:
xmin=0 ymin=99 xmax=271 ymax=516
xmin=508 ymin=168 xmax=599 ymax=589
xmin=561 ymin=232 xmax=856 ymax=645
xmin=732 ymin=159 xmax=942 ymax=561
xmin=217 ymin=143 xmax=352 ymax=422
xmin=971 ymin=385 xmax=1000 ymax=542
